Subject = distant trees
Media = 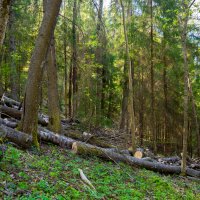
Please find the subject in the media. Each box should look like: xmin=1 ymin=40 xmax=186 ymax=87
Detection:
xmin=0 ymin=0 xmax=200 ymax=157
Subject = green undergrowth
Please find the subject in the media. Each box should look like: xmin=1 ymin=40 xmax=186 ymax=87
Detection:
xmin=0 ymin=144 xmax=199 ymax=200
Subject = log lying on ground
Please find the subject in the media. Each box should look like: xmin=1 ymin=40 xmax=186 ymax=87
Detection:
xmin=0 ymin=105 xmax=48 ymax=126
xmin=1 ymin=94 xmax=21 ymax=108
xmin=38 ymin=127 xmax=76 ymax=149
xmin=158 ymin=156 xmax=181 ymax=163
xmin=134 ymin=148 xmax=144 ymax=158
xmin=72 ymin=141 xmax=200 ymax=178
xmin=63 ymin=129 xmax=115 ymax=148
xmin=0 ymin=124 xmax=32 ymax=148
xmin=0 ymin=118 xmax=18 ymax=128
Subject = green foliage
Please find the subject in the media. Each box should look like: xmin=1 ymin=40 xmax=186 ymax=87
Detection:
xmin=0 ymin=145 xmax=199 ymax=199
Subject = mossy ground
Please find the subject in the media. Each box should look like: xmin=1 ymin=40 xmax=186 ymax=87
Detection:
xmin=0 ymin=144 xmax=199 ymax=200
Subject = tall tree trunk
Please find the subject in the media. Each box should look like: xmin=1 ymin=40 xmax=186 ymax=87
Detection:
xmin=0 ymin=0 xmax=11 ymax=46
xmin=43 ymin=0 xmax=61 ymax=133
xmin=120 ymin=63 xmax=128 ymax=130
xmin=139 ymin=63 xmax=144 ymax=146
xmin=95 ymin=0 xmax=103 ymax=124
xmin=72 ymin=0 xmax=78 ymax=118
xmin=69 ymin=58 xmax=73 ymax=118
xmin=20 ymin=0 xmax=62 ymax=148
xmin=46 ymin=37 xmax=61 ymax=133
xmin=149 ymin=0 xmax=157 ymax=153
xmin=120 ymin=0 xmax=136 ymax=153
xmin=63 ymin=0 xmax=68 ymax=118
xmin=162 ymin=33 xmax=168 ymax=154
xmin=188 ymin=79 xmax=200 ymax=156
xmin=181 ymin=3 xmax=189 ymax=175
xmin=8 ymin=6 xmax=19 ymax=100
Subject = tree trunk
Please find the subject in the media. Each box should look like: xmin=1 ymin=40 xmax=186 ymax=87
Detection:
xmin=139 ymin=62 xmax=144 ymax=146
xmin=162 ymin=33 xmax=168 ymax=154
xmin=68 ymin=58 xmax=73 ymax=118
xmin=95 ymin=0 xmax=104 ymax=124
xmin=63 ymin=129 xmax=115 ymax=148
xmin=120 ymin=0 xmax=136 ymax=153
xmin=181 ymin=3 xmax=189 ymax=175
xmin=120 ymin=64 xmax=128 ymax=130
xmin=72 ymin=0 xmax=78 ymax=117
xmin=72 ymin=141 xmax=200 ymax=178
xmin=188 ymin=79 xmax=200 ymax=156
xmin=149 ymin=0 xmax=157 ymax=153
xmin=20 ymin=0 xmax=62 ymax=148
xmin=46 ymin=37 xmax=61 ymax=133
xmin=8 ymin=6 xmax=20 ymax=101
xmin=0 ymin=124 xmax=32 ymax=148
xmin=0 ymin=105 xmax=48 ymax=126
xmin=0 ymin=0 xmax=11 ymax=46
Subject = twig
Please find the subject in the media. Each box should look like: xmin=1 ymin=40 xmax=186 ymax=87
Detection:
xmin=78 ymin=168 xmax=96 ymax=190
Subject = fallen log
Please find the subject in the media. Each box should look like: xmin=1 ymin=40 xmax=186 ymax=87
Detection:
xmin=63 ymin=129 xmax=115 ymax=148
xmin=72 ymin=142 xmax=200 ymax=178
xmin=38 ymin=127 xmax=76 ymax=149
xmin=134 ymin=148 xmax=144 ymax=158
xmin=1 ymin=94 xmax=21 ymax=108
xmin=158 ymin=156 xmax=181 ymax=163
xmin=0 ymin=105 xmax=48 ymax=126
xmin=0 ymin=124 xmax=32 ymax=148
xmin=0 ymin=118 xmax=18 ymax=128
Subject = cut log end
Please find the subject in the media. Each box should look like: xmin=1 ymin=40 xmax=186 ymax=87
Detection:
xmin=72 ymin=142 xmax=78 ymax=153
xmin=134 ymin=150 xmax=143 ymax=159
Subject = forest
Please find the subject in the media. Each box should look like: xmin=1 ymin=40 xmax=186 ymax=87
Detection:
xmin=0 ymin=0 xmax=200 ymax=199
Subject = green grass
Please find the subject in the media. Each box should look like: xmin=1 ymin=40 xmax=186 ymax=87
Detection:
xmin=0 ymin=144 xmax=199 ymax=199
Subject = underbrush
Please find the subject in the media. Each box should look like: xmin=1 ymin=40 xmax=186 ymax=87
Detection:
xmin=0 ymin=144 xmax=199 ymax=199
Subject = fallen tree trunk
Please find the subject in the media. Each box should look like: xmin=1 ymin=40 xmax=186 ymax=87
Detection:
xmin=0 ymin=124 xmax=32 ymax=148
xmin=63 ymin=129 xmax=115 ymax=148
xmin=0 ymin=118 xmax=18 ymax=128
xmin=1 ymin=94 xmax=21 ymax=108
xmin=72 ymin=142 xmax=200 ymax=178
xmin=0 ymin=121 xmax=76 ymax=149
xmin=38 ymin=127 xmax=76 ymax=148
xmin=0 ymin=105 xmax=48 ymax=126
xmin=158 ymin=156 xmax=181 ymax=163
xmin=134 ymin=148 xmax=144 ymax=158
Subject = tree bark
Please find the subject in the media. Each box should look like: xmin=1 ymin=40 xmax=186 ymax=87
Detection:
xmin=46 ymin=36 xmax=61 ymax=133
xmin=1 ymin=94 xmax=20 ymax=108
xmin=8 ymin=5 xmax=19 ymax=101
xmin=181 ymin=2 xmax=189 ymax=175
xmin=63 ymin=129 xmax=115 ymax=148
xmin=149 ymin=0 xmax=157 ymax=153
xmin=0 ymin=117 xmax=17 ymax=128
xmin=72 ymin=0 xmax=78 ymax=117
xmin=120 ymin=0 xmax=136 ymax=153
xmin=0 ymin=124 xmax=32 ymax=148
xmin=0 ymin=0 xmax=11 ymax=46
xmin=0 ymin=105 xmax=48 ymax=126
xmin=188 ymin=79 xmax=200 ymax=157
xmin=20 ymin=0 xmax=62 ymax=148
xmin=72 ymin=141 xmax=200 ymax=178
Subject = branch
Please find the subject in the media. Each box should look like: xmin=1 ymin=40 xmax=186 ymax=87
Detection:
xmin=189 ymin=0 xmax=196 ymax=9
xmin=58 ymin=14 xmax=85 ymax=39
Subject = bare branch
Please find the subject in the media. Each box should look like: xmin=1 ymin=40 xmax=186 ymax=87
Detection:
xmin=189 ymin=0 xmax=196 ymax=9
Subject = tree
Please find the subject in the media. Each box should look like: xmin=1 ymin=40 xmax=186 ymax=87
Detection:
xmin=20 ymin=0 xmax=62 ymax=147
xmin=120 ymin=0 xmax=136 ymax=153
xmin=46 ymin=37 xmax=61 ymax=133
xmin=43 ymin=0 xmax=61 ymax=133
xmin=0 ymin=0 xmax=11 ymax=46
xmin=180 ymin=0 xmax=196 ymax=175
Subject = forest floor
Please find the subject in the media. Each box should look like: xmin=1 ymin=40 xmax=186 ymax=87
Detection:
xmin=0 ymin=143 xmax=200 ymax=200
